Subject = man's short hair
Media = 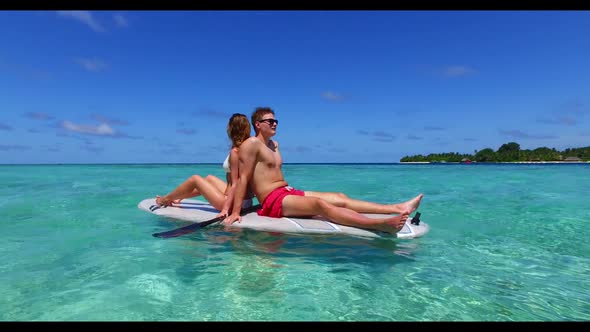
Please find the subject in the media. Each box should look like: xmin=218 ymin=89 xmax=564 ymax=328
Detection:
xmin=251 ymin=107 xmax=275 ymax=133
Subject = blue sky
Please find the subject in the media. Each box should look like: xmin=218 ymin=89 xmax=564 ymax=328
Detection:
xmin=1 ymin=10 xmax=589 ymax=164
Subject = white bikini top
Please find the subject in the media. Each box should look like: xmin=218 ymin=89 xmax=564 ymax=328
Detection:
xmin=222 ymin=154 xmax=231 ymax=173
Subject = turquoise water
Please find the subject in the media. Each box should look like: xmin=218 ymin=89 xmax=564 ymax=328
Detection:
xmin=0 ymin=164 xmax=589 ymax=321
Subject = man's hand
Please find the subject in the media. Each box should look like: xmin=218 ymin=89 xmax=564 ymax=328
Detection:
xmin=222 ymin=213 xmax=241 ymax=226
xmin=215 ymin=209 xmax=229 ymax=219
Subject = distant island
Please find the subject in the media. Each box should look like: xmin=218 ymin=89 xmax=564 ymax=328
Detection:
xmin=400 ymin=142 xmax=590 ymax=163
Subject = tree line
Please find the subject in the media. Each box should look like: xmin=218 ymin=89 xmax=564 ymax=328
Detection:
xmin=400 ymin=142 xmax=590 ymax=162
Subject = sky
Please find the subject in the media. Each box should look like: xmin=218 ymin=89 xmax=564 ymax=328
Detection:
xmin=1 ymin=10 xmax=589 ymax=164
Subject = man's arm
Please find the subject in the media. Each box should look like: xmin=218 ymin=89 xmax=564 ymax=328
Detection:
xmin=223 ymin=138 xmax=257 ymax=225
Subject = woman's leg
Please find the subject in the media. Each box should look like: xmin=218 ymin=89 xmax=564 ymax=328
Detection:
xmin=205 ymin=175 xmax=228 ymax=194
xmin=166 ymin=175 xmax=227 ymax=202
xmin=157 ymin=175 xmax=227 ymax=210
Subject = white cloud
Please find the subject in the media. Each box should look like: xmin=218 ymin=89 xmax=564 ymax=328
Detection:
xmin=424 ymin=126 xmax=445 ymax=131
xmin=373 ymin=131 xmax=395 ymax=139
xmin=0 ymin=123 xmax=13 ymax=131
xmin=74 ymin=58 xmax=109 ymax=72
xmin=321 ymin=91 xmax=346 ymax=102
xmin=177 ymin=128 xmax=196 ymax=135
xmin=499 ymin=129 xmax=557 ymax=140
xmin=57 ymin=11 xmax=105 ymax=32
xmin=537 ymin=100 xmax=586 ymax=126
xmin=193 ymin=109 xmax=231 ymax=119
xmin=0 ymin=145 xmax=30 ymax=151
xmin=442 ymin=65 xmax=476 ymax=77
xmin=537 ymin=115 xmax=578 ymax=126
xmin=113 ymin=14 xmax=129 ymax=28
xmin=24 ymin=112 xmax=55 ymax=121
xmin=62 ymin=121 xmax=115 ymax=136
xmin=281 ymin=146 xmax=313 ymax=153
xmin=92 ymin=114 xmax=129 ymax=126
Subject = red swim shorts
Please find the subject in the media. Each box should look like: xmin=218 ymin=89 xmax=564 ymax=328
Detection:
xmin=257 ymin=186 xmax=305 ymax=218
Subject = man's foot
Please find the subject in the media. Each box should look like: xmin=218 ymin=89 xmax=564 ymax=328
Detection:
xmin=379 ymin=211 xmax=410 ymax=234
xmin=397 ymin=194 xmax=423 ymax=214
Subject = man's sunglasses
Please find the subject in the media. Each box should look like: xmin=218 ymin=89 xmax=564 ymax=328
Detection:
xmin=258 ymin=119 xmax=279 ymax=126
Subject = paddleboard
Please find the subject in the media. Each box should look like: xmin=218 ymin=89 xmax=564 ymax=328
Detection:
xmin=138 ymin=198 xmax=429 ymax=240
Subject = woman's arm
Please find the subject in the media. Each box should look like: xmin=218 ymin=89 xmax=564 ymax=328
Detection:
xmin=217 ymin=148 xmax=240 ymax=217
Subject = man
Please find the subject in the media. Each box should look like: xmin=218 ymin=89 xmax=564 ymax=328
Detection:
xmin=223 ymin=107 xmax=422 ymax=234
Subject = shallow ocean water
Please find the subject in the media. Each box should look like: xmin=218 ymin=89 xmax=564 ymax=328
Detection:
xmin=0 ymin=163 xmax=588 ymax=321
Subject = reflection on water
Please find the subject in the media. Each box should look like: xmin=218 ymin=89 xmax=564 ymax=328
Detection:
xmin=3 ymin=164 xmax=590 ymax=320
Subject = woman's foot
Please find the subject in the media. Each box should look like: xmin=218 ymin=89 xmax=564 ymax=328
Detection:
xmin=155 ymin=195 xmax=173 ymax=207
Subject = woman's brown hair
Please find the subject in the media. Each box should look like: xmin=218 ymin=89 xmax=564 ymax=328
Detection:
xmin=227 ymin=113 xmax=251 ymax=148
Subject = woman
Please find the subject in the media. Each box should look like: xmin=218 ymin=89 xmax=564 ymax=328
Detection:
xmin=155 ymin=113 xmax=253 ymax=217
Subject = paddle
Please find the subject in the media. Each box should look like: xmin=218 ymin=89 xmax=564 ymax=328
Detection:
xmin=152 ymin=204 xmax=262 ymax=239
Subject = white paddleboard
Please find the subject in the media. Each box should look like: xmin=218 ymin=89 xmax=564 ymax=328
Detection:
xmin=138 ymin=198 xmax=429 ymax=240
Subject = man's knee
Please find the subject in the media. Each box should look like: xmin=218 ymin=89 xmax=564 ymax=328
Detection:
xmin=315 ymin=197 xmax=333 ymax=212
xmin=302 ymin=196 xmax=323 ymax=210
xmin=329 ymin=192 xmax=348 ymax=207
xmin=336 ymin=192 xmax=348 ymax=199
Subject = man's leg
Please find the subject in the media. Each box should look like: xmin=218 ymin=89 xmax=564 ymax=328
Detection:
xmin=281 ymin=195 xmax=409 ymax=234
xmin=304 ymin=191 xmax=423 ymax=214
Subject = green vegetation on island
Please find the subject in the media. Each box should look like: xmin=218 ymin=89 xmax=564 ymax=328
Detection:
xmin=400 ymin=142 xmax=590 ymax=163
